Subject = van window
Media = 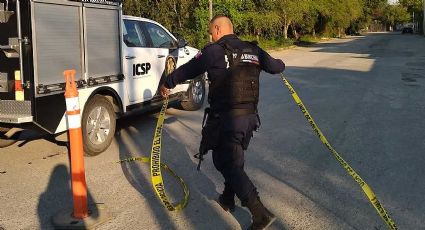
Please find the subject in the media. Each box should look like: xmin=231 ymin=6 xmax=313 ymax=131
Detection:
xmin=123 ymin=20 xmax=147 ymax=47
xmin=144 ymin=22 xmax=175 ymax=48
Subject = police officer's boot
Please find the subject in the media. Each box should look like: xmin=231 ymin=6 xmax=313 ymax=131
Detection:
xmin=246 ymin=196 xmax=276 ymax=230
xmin=217 ymin=184 xmax=235 ymax=212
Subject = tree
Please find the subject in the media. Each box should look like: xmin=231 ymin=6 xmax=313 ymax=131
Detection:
xmin=384 ymin=4 xmax=410 ymax=27
xmin=273 ymin=0 xmax=311 ymax=39
xmin=336 ymin=0 xmax=363 ymax=36
xmin=399 ymin=0 xmax=423 ymax=32
xmin=355 ymin=0 xmax=387 ymax=32
xmin=399 ymin=0 xmax=423 ymax=12
xmin=314 ymin=0 xmax=364 ymax=37
xmin=121 ymin=0 xmax=400 ymax=47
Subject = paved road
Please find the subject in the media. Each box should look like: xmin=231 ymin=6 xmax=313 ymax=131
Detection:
xmin=1 ymin=32 xmax=424 ymax=230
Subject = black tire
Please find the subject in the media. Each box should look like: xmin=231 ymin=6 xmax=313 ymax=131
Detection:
xmin=0 ymin=128 xmax=20 ymax=148
xmin=180 ymin=77 xmax=205 ymax=111
xmin=82 ymin=95 xmax=116 ymax=156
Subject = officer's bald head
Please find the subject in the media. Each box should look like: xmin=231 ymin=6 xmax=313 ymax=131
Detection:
xmin=209 ymin=15 xmax=234 ymax=42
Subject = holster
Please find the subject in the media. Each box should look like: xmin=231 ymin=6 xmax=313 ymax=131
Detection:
xmin=194 ymin=107 xmax=260 ymax=170
xmin=200 ymin=108 xmax=221 ymax=151
xmin=195 ymin=107 xmax=220 ymax=170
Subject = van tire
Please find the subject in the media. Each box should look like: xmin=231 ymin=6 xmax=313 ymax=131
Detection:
xmin=82 ymin=95 xmax=116 ymax=156
xmin=181 ymin=77 xmax=205 ymax=111
xmin=0 ymin=128 xmax=20 ymax=148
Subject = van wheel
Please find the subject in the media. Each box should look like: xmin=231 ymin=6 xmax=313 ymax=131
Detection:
xmin=0 ymin=128 xmax=20 ymax=148
xmin=181 ymin=77 xmax=205 ymax=111
xmin=82 ymin=95 xmax=116 ymax=156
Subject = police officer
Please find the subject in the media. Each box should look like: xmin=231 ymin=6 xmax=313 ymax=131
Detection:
xmin=160 ymin=15 xmax=285 ymax=230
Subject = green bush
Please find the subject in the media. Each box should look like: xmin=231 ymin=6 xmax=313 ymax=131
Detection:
xmin=299 ymin=35 xmax=322 ymax=43
xmin=239 ymin=35 xmax=294 ymax=50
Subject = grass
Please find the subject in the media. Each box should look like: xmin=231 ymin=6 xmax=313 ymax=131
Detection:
xmin=298 ymin=35 xmax=323 ymax=43
xmin=239 ymin=35 xmax=295 ymax=50
xmin=239 ymin=34 xmax=331 ymax=50
xmin=259 ymin=38 xmax=295 ymax=50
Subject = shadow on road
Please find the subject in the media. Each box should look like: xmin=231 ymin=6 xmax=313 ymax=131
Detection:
xmin=37 ymin=164 xmax=98 ymax=229
xmin=114 ymin=108 xmax=244 ymax=229
xmin=253 ymin=32 xmax=425 ymax=229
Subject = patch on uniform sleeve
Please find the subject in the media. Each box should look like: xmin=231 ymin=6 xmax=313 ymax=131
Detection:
xmin=240 ymin=53 xmax=260 ymax=65
xmin=195 ymin=51 xmax=202 ymax=59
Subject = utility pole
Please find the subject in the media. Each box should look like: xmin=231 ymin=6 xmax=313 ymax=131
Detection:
xmin=413 ymin=11 xmax=415 ymax=32
xmin=209 ymin=0 xmax=212 ymax=21
xmin=209 ymin=0 xmax=213 ymax=42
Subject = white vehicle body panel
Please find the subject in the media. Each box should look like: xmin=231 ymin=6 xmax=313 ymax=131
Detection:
xmin=53 ymin=16 xmax=199 ymax=134
xmin=55 ymin=15 xmax=199 ymax=133
xmin=0 ymin=1 xmax=200 ymax=136
xmin=54 ymin=82 xmax=127 ymax=133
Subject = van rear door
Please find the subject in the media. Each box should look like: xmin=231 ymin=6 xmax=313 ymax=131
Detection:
xmin=0 ymin=0 xmax=32 ymax=124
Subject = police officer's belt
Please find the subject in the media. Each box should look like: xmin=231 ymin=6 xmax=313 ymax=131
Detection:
xmin=209 ymin=108 xmax=256 ymax=117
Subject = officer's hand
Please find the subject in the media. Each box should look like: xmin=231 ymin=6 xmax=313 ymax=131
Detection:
xmin=160 ymin=84 xmax=170 ymax=98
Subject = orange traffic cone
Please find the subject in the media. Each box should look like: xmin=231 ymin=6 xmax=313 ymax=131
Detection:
xmin=52 ymin=70 xmax=109 ymax=229
xmin=64 ymin=69 xmax=88 ymax=219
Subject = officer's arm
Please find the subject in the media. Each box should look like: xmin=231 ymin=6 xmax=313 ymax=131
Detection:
xmin=258 ymin=48 xmax=285 ymax=74
xmin=164 ymin=46 xmax=214 ymax=89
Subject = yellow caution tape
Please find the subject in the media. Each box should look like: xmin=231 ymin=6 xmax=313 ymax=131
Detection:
xmin=117 ymin=96 xmax=189 ymax=211
xmin=281 ymin=74 xmax=397 ymax=230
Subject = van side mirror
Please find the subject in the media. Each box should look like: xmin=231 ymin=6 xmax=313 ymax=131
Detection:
xmin=177 ymin=38 xmax=187 ymax=48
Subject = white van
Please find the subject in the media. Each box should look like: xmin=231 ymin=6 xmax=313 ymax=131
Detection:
xmin=0 ymin=0 xmax=205 ymax=155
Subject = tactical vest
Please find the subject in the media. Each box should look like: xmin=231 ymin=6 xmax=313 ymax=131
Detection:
xmin=208 ymin=40 xmax=261 ymax=111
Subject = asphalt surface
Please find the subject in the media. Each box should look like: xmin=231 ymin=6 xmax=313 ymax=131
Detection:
xmin=1 ymin=32 xmax=425 ymax=230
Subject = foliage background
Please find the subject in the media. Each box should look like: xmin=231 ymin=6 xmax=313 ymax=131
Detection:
xmin=123 ymin=0 xmax=423 ymax=49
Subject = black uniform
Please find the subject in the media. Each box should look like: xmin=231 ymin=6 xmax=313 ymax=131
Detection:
xmin=164 ymin=34 xmax=285 ymax=206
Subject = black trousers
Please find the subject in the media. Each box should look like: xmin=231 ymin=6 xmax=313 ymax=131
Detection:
xmin=212 ymin=113 xmax=259 ymax=206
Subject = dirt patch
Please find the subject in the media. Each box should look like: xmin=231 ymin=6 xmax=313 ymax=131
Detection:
xmin=402 ymin=73 xmax=424 ymax=79
xmin=405 ymin=84 xmax=420 ymax=87
xmin=406 ymin=62 xmax=425 ymax=67
xmin=402 ymin=77 xmax=417 ymax=82
xmin=401 ymin=72 xmax=422 ymax=86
